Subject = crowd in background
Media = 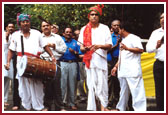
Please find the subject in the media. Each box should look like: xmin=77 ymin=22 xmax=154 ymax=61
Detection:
xmin=3 ymin=5 xmax=164 ymax=112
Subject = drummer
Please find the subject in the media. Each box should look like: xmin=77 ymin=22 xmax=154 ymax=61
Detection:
xmin=5 ymin=13 xmax=56 ymax=111
xmin=40 ymin=20 xmax=67 ymax=111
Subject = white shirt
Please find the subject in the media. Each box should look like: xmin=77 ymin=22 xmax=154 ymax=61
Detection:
xmin=9 ymin=29 xmax=47 ymax=63
xmin=40 ymin=33 xmax=67 ymax=60
xmin=146 ymin=27 xmax=164 ymax=61
xmin=118 ymin=34 xmax=143 ymax=78
xmin=78 ymin=23 xmax=112 ymax=70
xmin=3 ymin=31 xmax=13 ymax=78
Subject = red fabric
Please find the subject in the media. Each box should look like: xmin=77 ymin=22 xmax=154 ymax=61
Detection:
xmin=83 ymin=22 xmax=94 ymax=69
xmin=17 ymin=52 xmax=40 ymax=58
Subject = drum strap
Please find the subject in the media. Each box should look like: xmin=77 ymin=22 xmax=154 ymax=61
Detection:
xmin=17 ymin=52 xmax=39 ymax=58
xmin=21 ymin=35 xmax=24 ymax=55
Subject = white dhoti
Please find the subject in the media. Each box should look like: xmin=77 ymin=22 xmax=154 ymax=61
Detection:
xmin=86 ymin=68 xmax=108 ymax=111
xmin=17 ymin=75 xmax=44 ymax=110
xmin=116 ymin=77 xmax=147 ymax=111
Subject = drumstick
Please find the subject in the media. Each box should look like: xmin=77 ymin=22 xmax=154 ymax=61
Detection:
xmin=38 ymin=15 xmax=52 ymax=25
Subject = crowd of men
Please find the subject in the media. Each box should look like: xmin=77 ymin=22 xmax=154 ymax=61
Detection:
xmin=3 ymin=4 xmax=164 ymax=111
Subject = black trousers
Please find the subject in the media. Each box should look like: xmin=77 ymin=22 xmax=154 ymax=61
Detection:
xmin=153 ymin=59 xmax=164 ymax=111
xmin=43 ymin=61 xmax=64 ymax=110
xmin=108 ymin=57 xmax=120 ymax=107
xmin=12 ymin=53 xmax=21 ymax=107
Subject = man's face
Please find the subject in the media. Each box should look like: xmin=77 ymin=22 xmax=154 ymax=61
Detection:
xmin=41 ymin=21 xmax=51 ymax=35
xmin=88 ymin=11 xmax=99 ymax=24
xmin=111 ymin=21 xmax=120 ymax=34
xmin=6 ymin=23 xmax=15 ymax=34
xmin=20 ymin=20 xmax=30 ymax=31
xmin=160 ymin=13 xmax=164 ymax=29
xmin=64 ymin=28 xmax=72 ymax=39
xmin=51 ymin=25 xmax=58 ymax=34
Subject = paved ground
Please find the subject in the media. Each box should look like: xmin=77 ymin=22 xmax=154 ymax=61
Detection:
xmin=4 ymin=86 xmax=157 ymax=112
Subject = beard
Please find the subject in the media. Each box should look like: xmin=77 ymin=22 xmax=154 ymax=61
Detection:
xmin=22 ymin=26 xmax=30 ymax=33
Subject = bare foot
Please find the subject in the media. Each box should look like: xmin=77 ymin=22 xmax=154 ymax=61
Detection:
xmin=41 ymin=108 xmax=48 ymax=111
xmin=60 ymin=108 xmax=66 ymax=111
xmin=12 ymin=106 xmax=19 ymax=110
xmin=111 ymin=109 xmax=120 ymax=111
xmin=4 ymin=102 xmax=9 ymax=106
xmin=104 ymin=108 xmax=110 ymax=111
xmin=71 ymin=106 xmax=77 ymax=110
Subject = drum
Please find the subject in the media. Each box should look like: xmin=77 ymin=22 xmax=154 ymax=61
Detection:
xmin=17 ymin=56 xmax=56 ymax=80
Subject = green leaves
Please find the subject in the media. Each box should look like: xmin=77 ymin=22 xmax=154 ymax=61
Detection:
xmin=4 ymin=4 xmax=163 ymax=39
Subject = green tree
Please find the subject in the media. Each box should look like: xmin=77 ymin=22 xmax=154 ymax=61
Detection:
xmin=4 ymin=4 xmax=163 ymax=39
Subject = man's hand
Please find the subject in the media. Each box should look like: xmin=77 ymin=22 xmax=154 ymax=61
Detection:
xmin=69 ymin=48 xmax=78 ymax=55
xmin=111 ymin=66 xmax=117 ymax=76
xmin=120 ymin=43 xmax=128 ymax=51
xmin=51 ymin=55 xmax=57 ymax=63
xmin=69 ymin=48 xmax=75 ymax=53
xmin=6 ymin=31 xmax=10 ymax=38
xmin=80 ymin=45 xmax=94 ymax=53
xmin=156 ymin=40 xmax=162 ymax=49
xmin=48 ymin=43 xmax=55 ymax=49
xmin=90 ymin=45 xmax=101 ymax=51
xmin=4 ymin=62 xmax=10 ymax=70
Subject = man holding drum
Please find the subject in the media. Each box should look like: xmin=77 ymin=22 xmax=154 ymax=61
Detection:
xmin=5 ymin=13 xmax=56 ymax=111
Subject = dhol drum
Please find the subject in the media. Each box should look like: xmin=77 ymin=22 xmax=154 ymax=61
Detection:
xmin=17 ymin=55 xmax=56 ymax=80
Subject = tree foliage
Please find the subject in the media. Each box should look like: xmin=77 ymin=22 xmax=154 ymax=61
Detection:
xmin=4 ymin=3 xmax=163 ymax=39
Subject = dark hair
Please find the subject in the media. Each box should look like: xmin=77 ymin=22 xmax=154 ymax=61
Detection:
xmin=63 ymin=26 xmax=73 ymax=33
xmin=120 ymin=21 xmax=133 ymax=33
xmin=111 ymin=19 xmax=121 ymax=26
xmin=6 ymin=22 xmax=14 ymax=28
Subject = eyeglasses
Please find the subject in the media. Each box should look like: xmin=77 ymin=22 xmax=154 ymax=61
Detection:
xmin=90 ymin=13 xmax=99 ymax=16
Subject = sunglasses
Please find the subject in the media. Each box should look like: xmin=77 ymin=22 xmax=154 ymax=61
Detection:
xmin=90 ymin=13 xmax=99 ymax=16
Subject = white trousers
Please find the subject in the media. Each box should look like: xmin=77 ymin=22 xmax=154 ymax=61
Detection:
xmin=18 ymin=76 xmax=44 ymax=110
xmin=86 ymin=68 xmax=108 ymax=111
xmin=116 ymin=77 xmax=147 ymax=111
xmin=4 ymin=77 xmax=11 ymax=102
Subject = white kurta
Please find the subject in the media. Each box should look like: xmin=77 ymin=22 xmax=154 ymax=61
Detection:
xmin=9 ymin=29 xmax=47 ymax=110
xmin=3 ymin=31 xmax=14 ymax=103
xmin=3 ymin=32 xmax=13 ymax=79
xmin=116 ymin=34 xmax=146 ymax=111
xmin=40 ymin=33 xmax=67 ymax=60
xmin=118 ymin=34 xmax=143 ymax=78
xmin=78 ymin=23 xmax=112 ymax=110
xmin=146 ymin=27 xmax=164 ymax=61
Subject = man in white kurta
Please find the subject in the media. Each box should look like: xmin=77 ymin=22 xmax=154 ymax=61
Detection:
xmin=5 ymin=14 xmax=55 ymax=111
xmin=40 ymin=21 xmax=67 ymax=111
xmin=3 ymin=23 xmax=15 ymax=109
xmin=78 ymin=5 xmax=112 ymax=111
xmin=146 ymin=13 xmax=164 ymax=111
xmin=111 ymin=25 xmax=146 ymax=111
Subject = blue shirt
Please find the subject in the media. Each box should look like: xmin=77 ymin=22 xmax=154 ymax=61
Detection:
xmin=107 ymin=32 xmax=120 ymax=61
xmin=59 ymin=37 xmax=81 ymax=61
